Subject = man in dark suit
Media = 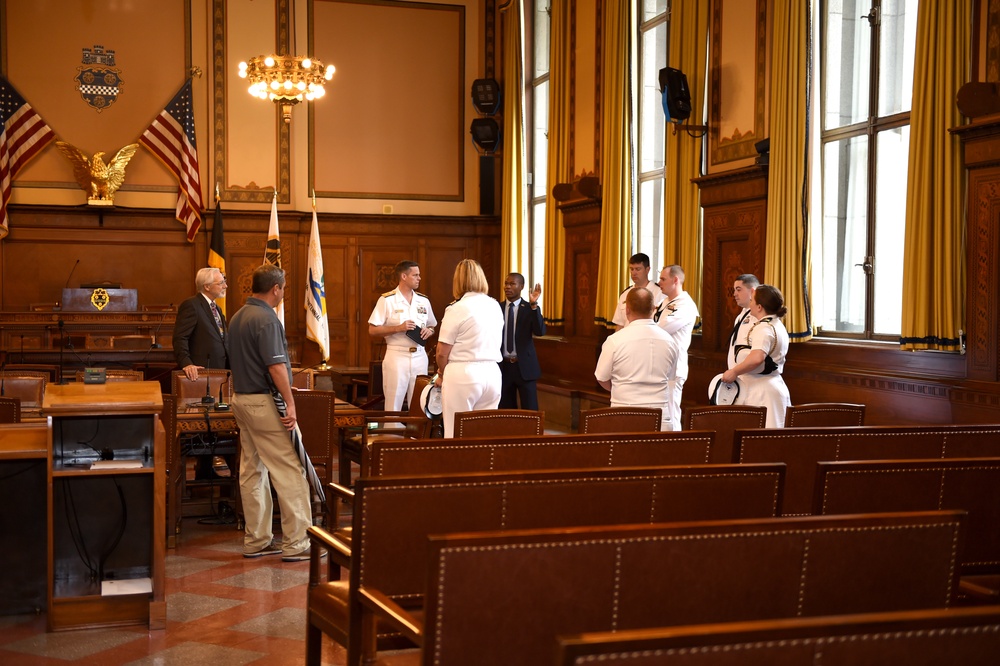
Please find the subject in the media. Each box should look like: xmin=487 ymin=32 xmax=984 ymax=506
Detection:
xmin=173 ymin=267 xmax=230 ymax=381
xmin=498 ymin=273 xmax=545 ymax=410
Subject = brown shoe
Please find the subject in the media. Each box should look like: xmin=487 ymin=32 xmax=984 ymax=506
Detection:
xmin=243 ymin=541 xmax=282 ymax=558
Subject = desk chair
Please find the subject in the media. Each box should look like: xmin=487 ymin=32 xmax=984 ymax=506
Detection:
xmin=172 ymin=369 xmax=233 ymax=404
xmin=580 ymin=407 xmax=661 ymax=434
xmin=0 ymin=396 xmax=21 ymax=423
xmin=786 ymin=402 xmax=866 ymax=427
xmin=685 ymin=405 xmax=768 ymax=464
xmin=0 ymin=372 xmax=47 ymax=412
xmin=350 ymin=361 xmax=384 ymax=408
xmin=292 ymin=368 xmax=316 ymax=390
xmin=4 ymin=364 xmax=60 ymax=383
xmin=294 ymin=390 xmax=337 ymax=526
xmin=453 ymin=409 xmax=544 ymax=438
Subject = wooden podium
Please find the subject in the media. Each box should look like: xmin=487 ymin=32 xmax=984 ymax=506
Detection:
xmin=43 ymin=381 xmax=165 ymax=631
xmin=61 ymin=288 xmax=138 ymax=312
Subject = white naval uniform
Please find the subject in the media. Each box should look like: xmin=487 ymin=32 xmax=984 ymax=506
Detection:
xmin=438 ymin=291 xmax=504 ymax=438
xmin=368 ymin=288 xmax=437 ymax=411
xmin=733 ymin=315 xmax=791 ymax=427
xmin=594 ymin=318 xmax=679 ymax=429
xmin=611 ymin=283 xmax=665 ymax=328
xmin=654 ymin=291 xmax=699 ymax=430
xmin=727 ymin=308 xmax=755 ymax=369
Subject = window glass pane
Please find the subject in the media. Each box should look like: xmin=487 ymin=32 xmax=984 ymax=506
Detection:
xmin=532 ymin=81 xmax=549 ymax=199
xmin=823 ymin=0 xmax=871 ymax=130
xmin=642 ymin=0 xmax=667 ymax=22
xmin=534 ymin=1 xmax=550 ymax=78
xmin=531 ymin=201 xmax=546 ymax=290
xmin=640 ymin=22 xmax=667 ymax=172
xmin=877 ymin=0 xmax=917 ymax=117
xmin=637 ymin=178 xmax=663 ymax=275
xmin=873 ymin=126 xmax=909 ymax=335
xmin=817 ymin=135 xmax=869 ymax=332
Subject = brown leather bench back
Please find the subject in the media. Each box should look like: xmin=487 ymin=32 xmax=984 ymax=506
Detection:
xmin=367 ymin=430 xmax=716 ymax=477
xmin=735 ymin=424 xmax=1000 ymax=515
xmin=556 ymin=606 xmax=1000 ymax=665
xmin=417 ymin=512 xmax=963 ymax=665
xmin=814 ymin=457 xmax=1000 ymax=573
xmin=352 ymin=464 xmax=784 ymax=602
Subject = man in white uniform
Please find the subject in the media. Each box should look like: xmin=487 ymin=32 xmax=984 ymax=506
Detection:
xmin=595 ymin=287 xmax=679 ymax=430
xmin=368 ymin=260 xmax=437 ymax=411
xmin=728 ymin=274 xmax=759 ymax=369
xmin=654 ymin=265 xmax=699 ymax=430
xmin=611 ymin=253 xmax=664 ymax=328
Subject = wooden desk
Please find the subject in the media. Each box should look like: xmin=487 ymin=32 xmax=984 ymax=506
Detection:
xmin=324 ymin=365 xmax=368 ymax=401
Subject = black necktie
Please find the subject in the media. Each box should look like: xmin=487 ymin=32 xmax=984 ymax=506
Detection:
xmin=729 ymin=309 xmax=748 ymax=348
xmin=505 ymin=302 xmax=515 ymax=355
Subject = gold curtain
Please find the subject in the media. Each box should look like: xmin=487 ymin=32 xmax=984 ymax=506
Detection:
xmin=543 ymin=0 xmax=572 ymax=325
xmin=764 ymin=0 xmax=812 ymax=341
xmin=900 ymin=1 xmax=968 ymax=351
xmin=662 ymin=0 xmax=709 ymax=317
xmin=500 ymin=0 xmax=527 ymax=276
xmin=595 ymin=0 xmax=635 ymax=327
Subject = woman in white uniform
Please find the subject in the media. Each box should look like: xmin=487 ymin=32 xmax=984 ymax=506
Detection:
xmin=721 ymin=284 xmax=791 ymax=427
xmin=435 ymin=259 xmax=504 ymax=438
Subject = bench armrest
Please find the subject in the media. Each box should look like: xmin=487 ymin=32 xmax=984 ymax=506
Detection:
xmin=359 ymin=585 xmax=424 ymax=644
xmin=307 ymin=525 xmax=351 ymax=584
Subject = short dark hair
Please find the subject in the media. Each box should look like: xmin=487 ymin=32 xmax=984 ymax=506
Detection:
xmin=736 ymin=273 xmax=759 ymax=289
xmin=629 ymin=253 xmax=651 ymax=269
xmin=252 ymin=264 xmax=285 ymax=293
xmin=505 ymin=272 xmax=525 ymax=287
xmin=665 ymin=264 xmax=685 ymax=282
xmin=753 ymin=284 xmax=787 ymax=317
xmin=395 ymin=260 xmax=419 ymax=281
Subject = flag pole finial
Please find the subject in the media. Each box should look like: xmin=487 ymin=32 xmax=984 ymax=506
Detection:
xmin=215 ymin=183 xmax=220 ymax=202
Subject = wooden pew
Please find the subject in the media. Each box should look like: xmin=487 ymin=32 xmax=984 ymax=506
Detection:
xmin=814 ymin=457 xmax=1000 ymax=601
xmin=734 ymin=424 xmax=1000 ymax=515
xmin=366 ymin=430 xmax=717 ymax=477
xmin=556 ymin=606 xmax=1000 ymax=665
xmin=360 ymin=511 xmax=965 ymax=665
xmin=306 ymin=463 xmax=786 ymax=666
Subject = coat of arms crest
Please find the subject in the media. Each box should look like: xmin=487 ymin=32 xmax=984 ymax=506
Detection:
xmin=76 ymin=45 xmax=123 ymax=112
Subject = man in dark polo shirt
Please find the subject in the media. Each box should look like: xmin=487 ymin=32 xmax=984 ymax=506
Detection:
xmin=228 ymin=264 xmax=313 ymax=562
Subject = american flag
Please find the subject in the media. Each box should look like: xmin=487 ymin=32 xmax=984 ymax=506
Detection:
xmin=1 ymin=76 xmax=55 ymax=239
xmin=139 ymin=79 xmax=203 ymax=241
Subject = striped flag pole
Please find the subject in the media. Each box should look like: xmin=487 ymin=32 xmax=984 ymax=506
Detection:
xmin=264 ymin=189 xmax=285 ymax=326
xmin=304 ymin=190 xmax=330 ymax=364
xmin=208 ymin=183 xmax=227 ymax=315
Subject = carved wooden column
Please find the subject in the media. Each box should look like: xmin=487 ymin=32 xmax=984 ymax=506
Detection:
xmin=954 ymin=116 xmax=1000 ymax=382
xmin=693 ymin=166 xmax=769 ymax=353
xmin=535 ymin=177 xmax=609 ymax=387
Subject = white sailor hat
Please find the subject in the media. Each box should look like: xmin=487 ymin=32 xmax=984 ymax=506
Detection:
xmin=708 ymin=373 xmax=743 ymax=406
xmin=420 ymin=381 xmax=443 ymax=418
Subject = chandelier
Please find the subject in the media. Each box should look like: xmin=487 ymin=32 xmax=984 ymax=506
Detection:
xmin=238 ymin=54 xmax=335 ymax=123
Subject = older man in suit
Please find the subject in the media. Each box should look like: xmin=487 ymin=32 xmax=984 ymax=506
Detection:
xmin=498 ymin=273 xmax=546 ymax=410
xmin=173 ymin=267 xmax=230 ymax=381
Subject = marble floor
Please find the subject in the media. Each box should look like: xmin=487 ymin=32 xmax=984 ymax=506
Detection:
xmin=0 ymin=517 xmax=347 ymax=665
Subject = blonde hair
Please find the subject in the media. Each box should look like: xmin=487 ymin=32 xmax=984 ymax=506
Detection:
xmin=452 ymin=258 xmax=489 ymax=299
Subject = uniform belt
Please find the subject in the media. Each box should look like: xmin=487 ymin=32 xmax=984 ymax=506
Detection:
xmin=387 ymin=345 xmax=421 ymax=353
xmin=504 ymin=356 xmax=518 ymax=363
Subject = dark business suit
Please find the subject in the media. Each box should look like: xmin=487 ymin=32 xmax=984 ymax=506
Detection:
xmin=173 ymin=294 xmax=229 ymax=370
xmin=498 ymin=298 xmax=546 ymax=410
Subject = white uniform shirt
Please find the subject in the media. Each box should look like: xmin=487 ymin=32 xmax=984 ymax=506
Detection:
xmin=594 ymin=319 xmax=678 ymax=406
xmin=438 ymin=292 xmax=503 ymax=363
xmin=740 ymin=315 xmax=789 ymax=375
xmin=611 ymin=284 xmax=664 ymax=327
xmin=654 ymin=290 xmax=698 ymax=380
xmin=368 ymin=288 xmax=437 ymax=348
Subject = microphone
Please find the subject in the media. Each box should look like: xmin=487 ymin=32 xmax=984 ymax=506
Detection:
xmin=201 ymin=353 xmax=216 ymax=404
xmin=215 ymin=371 xmax=230 ymax=411
xmin=150 ymin=305 xmax=172 ymax=349
xmin=64 ymin=259 xmax=80 ymax=291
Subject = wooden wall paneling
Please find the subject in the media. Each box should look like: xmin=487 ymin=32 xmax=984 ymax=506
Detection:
xmin=695 ymin=167 xmax=768 ymax=353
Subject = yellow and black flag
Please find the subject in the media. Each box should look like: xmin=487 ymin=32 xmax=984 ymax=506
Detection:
xmin=208 ymin=186 xmax=226 ymax=315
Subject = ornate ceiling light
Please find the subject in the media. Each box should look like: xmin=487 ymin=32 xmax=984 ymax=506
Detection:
xmin=237 ymin=54 xmax=335 ymax=123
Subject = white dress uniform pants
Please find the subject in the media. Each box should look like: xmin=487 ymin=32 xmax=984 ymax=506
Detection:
xmin=442 ymin=361 xmax=502 ymax=438
xmin=382 ymin=346 xmax=428 ymax=411
xmin=667 ymin=376 xmax=685 ymax=431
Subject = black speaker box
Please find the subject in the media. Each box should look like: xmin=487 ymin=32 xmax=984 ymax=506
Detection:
xmin=479 ymin=155 xmax=495 ymax=215
xmin=658 ymin=67 xmax=692 ymax=122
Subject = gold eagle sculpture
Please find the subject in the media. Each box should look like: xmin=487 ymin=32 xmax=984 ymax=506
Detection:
xmin=55 ymin=141 xmax=140 ymax=205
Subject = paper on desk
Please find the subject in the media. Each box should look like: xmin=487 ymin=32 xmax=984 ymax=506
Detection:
xmin=90 ymin=460 xmax=143 ymax=470
xmin=102 ymin=577 xmax=152 ymax=596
